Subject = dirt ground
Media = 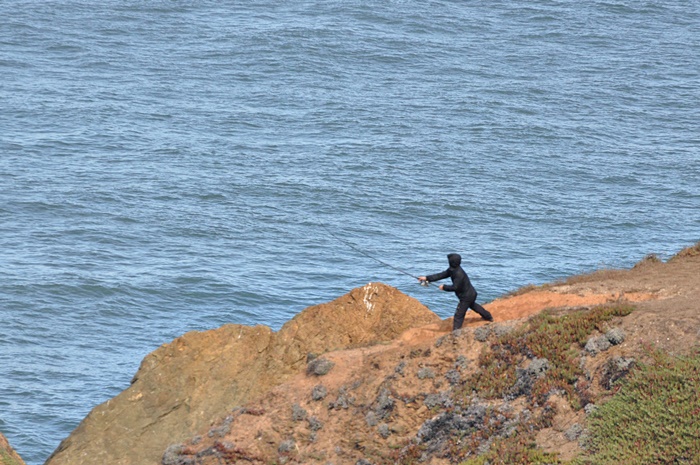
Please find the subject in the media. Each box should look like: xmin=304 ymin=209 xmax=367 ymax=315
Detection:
xmin=400 ymin=250 xmax=699 ymax=357
xmin=167 ymin=249 xmax=700 ymax=465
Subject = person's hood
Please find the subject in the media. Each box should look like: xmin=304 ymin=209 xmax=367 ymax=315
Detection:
xmin=447 ymin=253 xmax=461 ymax=268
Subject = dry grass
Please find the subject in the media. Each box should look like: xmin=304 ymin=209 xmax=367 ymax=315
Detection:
xmin=632 ymin=253 xmax=663 ymax=269
xmin=669 ymin=240 xmax=700 ymax=261
xmin=502 ymin=283 xmax=547 ymax=298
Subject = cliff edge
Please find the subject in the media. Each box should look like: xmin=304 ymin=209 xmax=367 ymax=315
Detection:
xmin=152 ymin=246 xmax=700 ymax=465
xmin=44 ymin=283 xmax=440 ymax=465
xmin=42 ymin=243 xmax=700 ymax=465
xmin=0 ymin=433 xmax=25 ymax=465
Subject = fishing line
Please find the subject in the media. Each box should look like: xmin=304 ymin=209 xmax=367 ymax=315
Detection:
xmin=321 ymin=224 xmax=433 ymax=287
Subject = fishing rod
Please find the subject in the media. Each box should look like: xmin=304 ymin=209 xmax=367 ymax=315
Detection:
xmin=321 ymin=225 xmax=433 ymax=287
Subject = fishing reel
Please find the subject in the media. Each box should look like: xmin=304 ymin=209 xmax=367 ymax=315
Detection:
xmin=419 ymin=280 xmax=430 ymax=287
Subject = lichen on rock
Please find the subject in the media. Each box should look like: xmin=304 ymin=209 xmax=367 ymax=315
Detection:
xmin=585 ymin=335 xmax=612 ymax=354
xmin=311 ymin=384 xmax=328 ymax=401
xmin=307 ymin=357 xmax=335 ymax=376
xmin=606 ymin=327 xmax=626 ymax=345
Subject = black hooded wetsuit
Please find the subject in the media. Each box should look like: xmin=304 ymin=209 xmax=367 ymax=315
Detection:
xmin=425 ymin=253 xmax=493 ymax=330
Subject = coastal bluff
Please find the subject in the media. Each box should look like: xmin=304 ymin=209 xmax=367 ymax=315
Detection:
xmin=30 ymin=243 xmax=700 ymax=464
xmin=0 ymin=433 xmax=25 ymax=465
xmin=44 ymin=283 xmax=440 ymax=465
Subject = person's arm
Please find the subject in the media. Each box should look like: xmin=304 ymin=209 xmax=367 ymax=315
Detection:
xmin=441 ymin=283 xmax=455 ymax=292
xmin=424 ymin=269 xmax=450 ymax=282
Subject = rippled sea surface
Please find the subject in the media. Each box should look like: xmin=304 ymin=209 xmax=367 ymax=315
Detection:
xmin=1 ymin=1 xmax=699 ymax=463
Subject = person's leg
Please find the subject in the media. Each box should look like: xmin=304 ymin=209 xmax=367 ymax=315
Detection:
xmin=470 ymin=302 xmax=493 ymax=321
xmin=453 ymin=300 xmax=468 ymax=330
xmin=466 ymin=290 xmax=493 ymax=321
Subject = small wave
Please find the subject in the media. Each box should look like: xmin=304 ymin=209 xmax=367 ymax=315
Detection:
xmin=601 ymin=175 xmax=641 ymax=185
xmin=0 ymin=58 xmax=33 ymax=69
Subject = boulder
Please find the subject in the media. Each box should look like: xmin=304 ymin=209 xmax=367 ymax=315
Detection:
xmin=509 ymin=358 xmax=550 ymax=399
xmin=585 ymin=335 xmax=612 ymax=354
xmin=45 ymin=283 xmax=439 ymax=465
xmin=606 ymin=328 xmax=626 ymax=346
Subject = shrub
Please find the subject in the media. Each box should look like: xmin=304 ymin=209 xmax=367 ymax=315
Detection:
xmin=464 ymin=304 xmax=634 ymax=408
xmin=580 ymin=349 xmax=700 ymax=464
xmin=460 ymin=436 xmax=560 ymax=465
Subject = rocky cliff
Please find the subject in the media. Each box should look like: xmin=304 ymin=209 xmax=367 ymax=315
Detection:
xmin=44 ymin=283 xmax=440 ymax=465
xmin=152 ymin=248 xmax=700 ymax=465
xmin=36 ymin=243 xmax=700 ymax=464
xmin=0 ymin=433 xmax=25 ymax=465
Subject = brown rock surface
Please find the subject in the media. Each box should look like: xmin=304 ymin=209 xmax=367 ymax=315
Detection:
xmin=153 ymin=249 xmax=700 ymax=465
xmin=44 ymin=283 xmax=440 ymax=465
xmin=0 ymin=433 xmax=25 ymax=465
xmin=45 ymin=244 xmax=700 ymax=465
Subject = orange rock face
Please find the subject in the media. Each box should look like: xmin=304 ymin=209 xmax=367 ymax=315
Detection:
xmin=43 ymin=250 xmax=700 ymax=465
xmin=44 ymin=283 xmax=440 ymax=465
xmin=0 ymin=433 xmax=26 ymax=465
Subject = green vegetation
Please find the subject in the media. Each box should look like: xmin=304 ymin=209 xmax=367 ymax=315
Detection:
xmin=0 ymin=450 xmax=23 ymax=465
xmin=454 ymin=305 xmax=700 ymax=464
xmin=445 ymin=305 xmax=633 ymax=464
xmin=459 ymin=407 xmax=560 ymax=465
xmin=461 ymin=437 xmax=560 ymax=465
xmin=464 ymin=304 xmax=634 ymax=408
xmin=578 ymin=348 xmax=700 ymax=465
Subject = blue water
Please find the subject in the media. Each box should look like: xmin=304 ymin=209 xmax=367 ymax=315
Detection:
xmin=1 ymin=1 xmax=699 ymax=463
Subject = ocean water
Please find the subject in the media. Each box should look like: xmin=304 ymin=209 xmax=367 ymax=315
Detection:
xmin=1 ymin=1 xmax=698 ymax=463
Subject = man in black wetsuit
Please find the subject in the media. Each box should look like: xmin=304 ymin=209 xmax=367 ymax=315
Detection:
xmin=419 ymin=253 xmax=493 ymax=330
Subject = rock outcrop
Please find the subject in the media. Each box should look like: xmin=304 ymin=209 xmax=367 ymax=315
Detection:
xmin=41 ymin=247 xmax=700 ymax=465
xmin=45 ymin=283 xmax=440 ymax=465
xmin=0 ymin=433 xmax=25 ymax=465
xmin=156 ymin=251 xmax=700 ymax=465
